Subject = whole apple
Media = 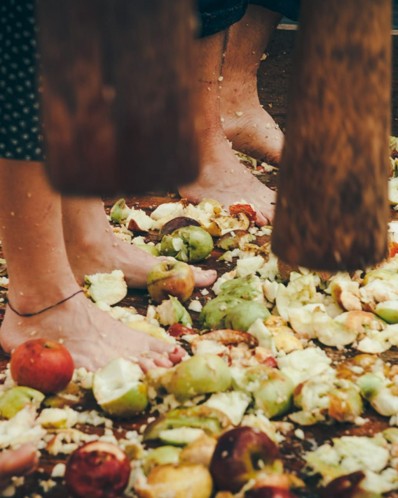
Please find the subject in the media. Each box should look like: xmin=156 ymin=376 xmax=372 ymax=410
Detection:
xmin=65 ymin=441 xmax=131 ymax=498
xmin=147 ymin=260 xmax=195 ymax=303
xmin=210 ymin=426 xmax=280 ymax=493
xmin=245 ymin=487 xmax=298 ymax=498
xmin=10 ymin=338 xmax=74 ymax=394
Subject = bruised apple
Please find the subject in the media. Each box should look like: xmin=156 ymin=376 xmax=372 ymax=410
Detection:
xmin=65 ymin=441 xmax=131 ymax=498
xmin=147 ymin=260 xmax=194 ymax=303
xmin=10 ymin=338 xmax=74 ymax=394
xmin=210 ymin=426 xmax=280 ymax=493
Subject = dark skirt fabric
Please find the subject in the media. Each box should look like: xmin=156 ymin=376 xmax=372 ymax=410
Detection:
xmin=0 ymin=0 xmax=44 ymax=161
xmin=197 ymin=0 xmax=300 ymax=37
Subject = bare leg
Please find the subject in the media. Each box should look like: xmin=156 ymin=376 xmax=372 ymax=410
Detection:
xmin=220 ymin=5 xmax=284 ymax=163
xmin=0 ymin=444 xmax=38 ymax=490
xmin=179 ymin=31 xmax=276 ymax=226
xmin=61 ymin=197 xmax=216 ymax=288
xmin=0 ymin=160 xmax=184 ymax=371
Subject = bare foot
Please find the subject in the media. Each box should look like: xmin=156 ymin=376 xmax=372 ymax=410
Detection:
xmin=68 ymin=236 xmax=217 ymax=289
xmin=221 ymin=106 xmax=284 ymax=164
xmin=0 ymin=292 xmax=186 ymax=372
xmin=0 ymin=444 xmax=38 ymax=489
xmin=62 ymin=198 xmax=217 ymax=289
xmin=179 ymin=137 xmax=276 ymax=226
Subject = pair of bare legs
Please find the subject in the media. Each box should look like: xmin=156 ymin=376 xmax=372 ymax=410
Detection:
xmin=0 ymin=6 xmax=282 ymax=373
xmin=180 ymin=5 xmax=284 ymax=225
xmin=0 ymin=161 xmax=216 ymax=372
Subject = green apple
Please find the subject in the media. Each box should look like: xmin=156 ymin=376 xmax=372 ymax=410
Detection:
xmin=199 ymin=295 xmax=243 ymax=330
xmin=109 ymin=198 xmax=131 ymax=224
xmin=155 ymin=296 xmax=192 ymax=327
xmin=254 ymin=370 xmax=294 ymax=419
xmin=160 ymin=226 xmax=214 ymax=263
xmin=144 ymin=405 xmax=231 ymax=442
xmin=374 ymin=300 xmax=398 ymax=323
xmin=143 ymin=446 xmax=182 ymax=474
xmin=165 ymin=355 xmax=232 ymax=399
xmin=147 ymin=260 xmax=195 ymax=303
xmin=0 ymin=386 xmax=44 ymax=419
xmin=93 ymin=358 xmax=148 ymax=417
xmin=224 ymin=300 xmax=270 ymax=332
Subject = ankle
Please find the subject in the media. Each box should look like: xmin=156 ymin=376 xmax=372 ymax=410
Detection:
xmin=7 ymin=283 xmax=81 ymax=316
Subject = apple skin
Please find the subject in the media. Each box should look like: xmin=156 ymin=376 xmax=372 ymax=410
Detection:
xmin=10 ymin=338 xmax=74 ymax=394
xmin=210 ymin=426 xmax=280 ymax=493
xmin=147 ymin=260 xmax=195 ymax=303
xmin=320 ymin=471 xmax=368 ymax=498
xmin=245 ymin=487 xmax=298 ymax=498
xmin=65 ymin=441 xmax=131 ymax=498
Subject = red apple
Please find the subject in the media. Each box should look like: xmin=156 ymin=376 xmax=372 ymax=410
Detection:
xmin=147 ymin=260 xmax=195 ymax=303
xmin=10 ymin=338 xmax=74 ymax=394
xmin=65 ymin=441 xmax=131 ymax=498
xmin=320 ymin=471 xmax=367 ymax=498
xmin=245 ymin=487 xmax=298 ymax=498
xmin=209 ymin=426 xmax=280 ymax=493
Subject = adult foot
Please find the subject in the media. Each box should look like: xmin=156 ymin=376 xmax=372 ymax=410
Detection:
xmin=179 ymin=137 xmax=276 ymax=226
xmin=68 ymin=235 xmax=217 ymax=289
xmin=62 ymin=198 xmax=217 ymax=288
xmin=221 ymin=105 xmax=284 ymax=164
xmin=0 ymin=292 xmax=185 ymax=372
xmin=0 ymin=444 xmax=38 ymax=490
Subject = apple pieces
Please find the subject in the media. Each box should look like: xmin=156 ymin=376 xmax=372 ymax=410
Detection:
xmin=65 ymin=441 xmax=131 ymax=498
xmin=136 ymin=463 xmax=213 ymax=498
xmin=225 ymin=301 xmax=271 ymax=332
xmin=374 ymin=300 xmax=398 ymax=323
xmin=200 ymin=296 xmax=270 ymax=331
xmin=0 ymin=386 xmax=44 ymax=419
xmin=109 ymin=198 xmax=131 ymax=224
xmin=154 ymin=296 xmax=192 ymax=327
xmin=143 ymin=406 xmax=231 ymax=442
xmin=163 ymin=354 xmax=232 ymax=399
xmin=200 ymin=275 xmax=270 ymax=331
xmin=160 ymin=226 xmax=214 ymax=263
xmin=143 ymin=446 xmax=182 ymax=474
xmin=179 ymin=434 xmax=218 ymax=467
xmin=10 ymin=338 xmax=74 ymax=394
xmin=253 ymin=370 xmax=295 ymax=420
xmin=93 ymin=358 xmax=148 ymax=417
xmin=85 ymin=270 xmax=128 ymax=306
xmin=319 ymin=472 xmax=372 ymax=498
xmin=210 ymin=426 xmax=281 ymax=493
xmin=159 ymin=216 xmax=201 ymax=236
xmin=147 ymin=260 xmax=194 ymax=303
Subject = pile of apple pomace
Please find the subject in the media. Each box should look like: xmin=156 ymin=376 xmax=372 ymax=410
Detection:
xmin=2 ymin=144 xmax=398 ymax=497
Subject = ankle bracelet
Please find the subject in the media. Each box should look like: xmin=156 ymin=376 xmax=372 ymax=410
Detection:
xmin=6 ymin=289 xmax=84 ymax=318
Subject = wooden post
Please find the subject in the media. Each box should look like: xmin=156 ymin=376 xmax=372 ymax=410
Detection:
xmin=36 ymin=0 xmax=199 ymax=195
xmin=271 ymin=0 xmax=391 ymax=270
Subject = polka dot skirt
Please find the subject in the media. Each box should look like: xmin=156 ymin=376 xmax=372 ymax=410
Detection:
xmin=0 ymin=0 xmax=45 ymax=161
